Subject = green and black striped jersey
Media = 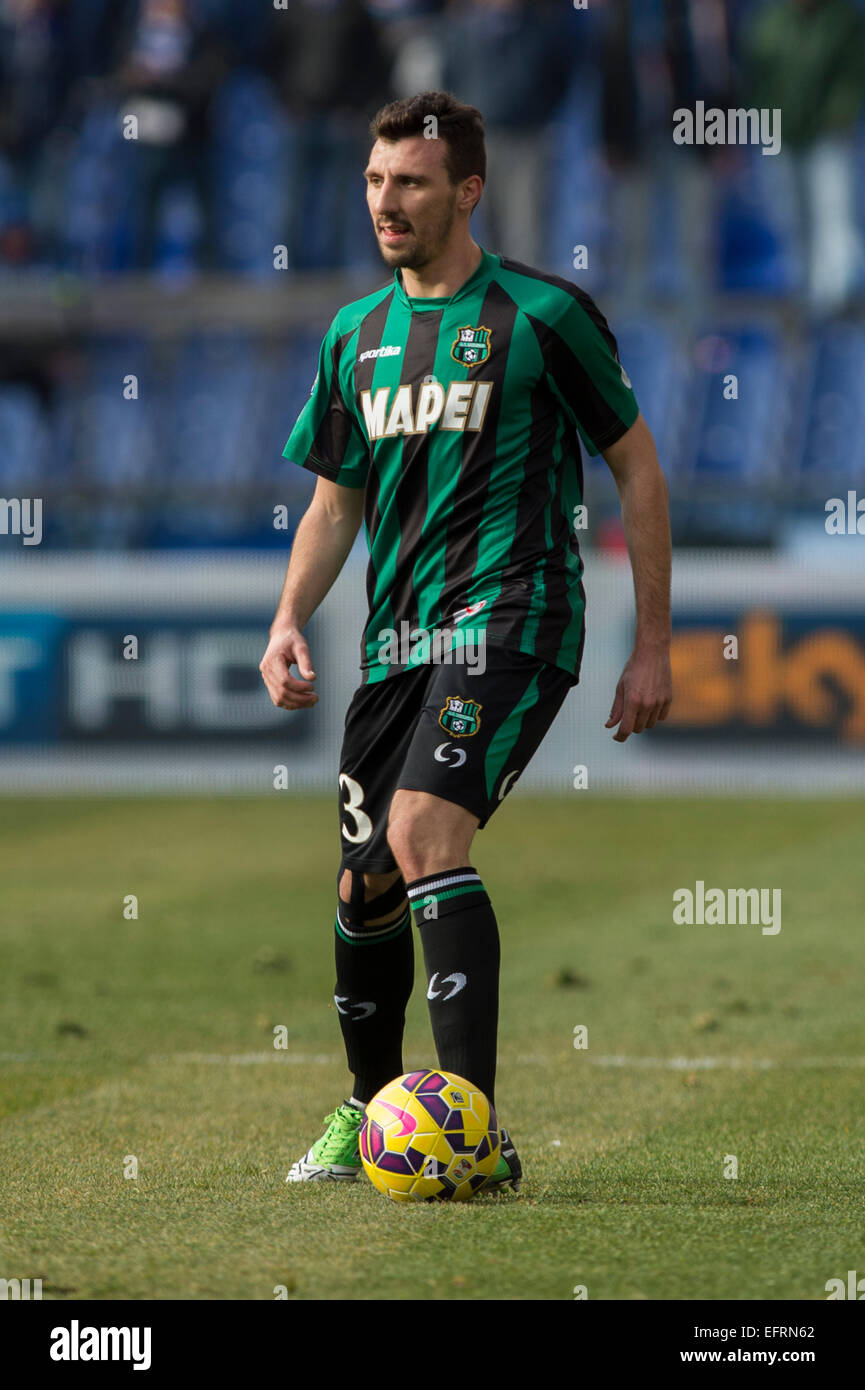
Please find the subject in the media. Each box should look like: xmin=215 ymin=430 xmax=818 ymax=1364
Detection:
xmin=283 ymin=247 xmax=639 ymax=684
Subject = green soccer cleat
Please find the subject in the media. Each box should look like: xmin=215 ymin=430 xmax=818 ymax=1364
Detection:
xmin=285 ymin=1101 xmax=365 ymax=1182
xmin=479 ymin=1127 xmax=522 ymax=1194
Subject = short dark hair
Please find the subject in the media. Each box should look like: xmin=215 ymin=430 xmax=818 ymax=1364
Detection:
xmin=369 ymin=90 xmax=486 ymax=189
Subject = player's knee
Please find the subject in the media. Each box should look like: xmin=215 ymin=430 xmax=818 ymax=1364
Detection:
xmin=387 ymin=792 xmax=477 ymax=875
xmin=338 ymin=867 xmax=402 ymax=906
xmin=385 ymin=800 xmax=427 ymax=861
xmin=386 ymin=817 xmax=468 ymax=877
xmin=336 ymin=866 xmax=408 ymax=931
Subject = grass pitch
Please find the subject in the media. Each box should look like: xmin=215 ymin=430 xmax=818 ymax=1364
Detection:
xmin=1 ymin=795 xmax=863 ymax=1301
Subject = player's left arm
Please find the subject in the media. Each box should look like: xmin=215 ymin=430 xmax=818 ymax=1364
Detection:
xmin=601 ymin=412 xmax=673 ymax=742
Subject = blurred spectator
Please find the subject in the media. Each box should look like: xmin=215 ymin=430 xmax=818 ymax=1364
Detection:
xmin=600 ymin=0 xmax=735 ymax=302
xmin=742 ymin=0 xmax=865 ymax=313
xmin=442 ymin=0 xmax=575 ymax=268
xmin=86 ymin=0 xmax=227 ymax=270
xmin=367 ymin=0 xmax=447 ymax=98
xmin=0 ymin=0 xmax=70 ymax=265
xmin=365 ymin=0 xmax=442 ymax=13
xmin=263 ymin=0 xmax=392 ymax=271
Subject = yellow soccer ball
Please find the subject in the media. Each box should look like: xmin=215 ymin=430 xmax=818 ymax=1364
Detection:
xmin=359 ymin=1069 xmax=501 ymax=1202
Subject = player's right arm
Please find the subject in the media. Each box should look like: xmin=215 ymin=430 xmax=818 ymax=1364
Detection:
xmin=259 ymin=476 xmax=364 ymax=710
xmin=261 ymin=314 xmax=370 ymax=711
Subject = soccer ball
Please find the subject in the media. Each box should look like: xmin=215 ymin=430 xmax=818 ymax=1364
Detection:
xmin=359 ymin=1069 xmax=500 ymax=1202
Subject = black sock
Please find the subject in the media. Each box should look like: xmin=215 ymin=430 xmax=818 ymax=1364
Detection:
xmin=334 ymin=872 xmax=414 ymax=1104
xmin=405 ymin=866 xmax=499 ymax=1107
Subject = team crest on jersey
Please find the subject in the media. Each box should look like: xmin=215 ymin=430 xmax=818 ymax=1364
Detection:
xmin=438 ymin=697 xmax=482 ymax=738
xmin=451 ymin=324 xmax=491 ymax=368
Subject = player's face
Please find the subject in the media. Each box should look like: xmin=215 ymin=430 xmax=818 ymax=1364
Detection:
xmin=365 ymin=137 xmax=460 ymax=271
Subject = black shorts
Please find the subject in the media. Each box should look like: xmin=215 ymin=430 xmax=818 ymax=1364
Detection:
xmin=337 ymin=643 xmax=575 ymax=873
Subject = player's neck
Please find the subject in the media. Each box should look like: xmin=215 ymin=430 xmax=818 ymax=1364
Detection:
xmin=399 ymin=241 xmax=483 ymax=301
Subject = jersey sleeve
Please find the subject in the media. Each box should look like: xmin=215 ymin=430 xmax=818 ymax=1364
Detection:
xmin=543 ymin=289 xmax=639 ymax=456
xmin=282 ymin=320 xmax=370 ymax=488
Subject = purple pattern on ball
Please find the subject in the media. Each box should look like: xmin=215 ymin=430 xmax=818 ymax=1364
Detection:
xmin=417 ymin=1092 xmax=450 ymax=1126
xmin=406 ymin=1145 xmax=427 ymax=1174
xmin=368 ymin=1120 xmax=385 ymax=1162
xmin=376 ymin=1151 xmax=415 ymax=1175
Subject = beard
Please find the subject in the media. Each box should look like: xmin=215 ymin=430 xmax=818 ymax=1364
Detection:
xmin=377 ymin=197 xmax=457 ymax=270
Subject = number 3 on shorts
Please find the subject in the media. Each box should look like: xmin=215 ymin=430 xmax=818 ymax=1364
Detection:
xmin=339 ymin=772 xmax=373 ymax=844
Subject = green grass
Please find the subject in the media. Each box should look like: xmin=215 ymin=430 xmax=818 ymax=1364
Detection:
xmin=1 ymin=796 xmax=864 ymax=1300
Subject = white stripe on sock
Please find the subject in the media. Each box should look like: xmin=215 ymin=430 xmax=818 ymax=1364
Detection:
xmin=407 ymin=872 xmax=481 ymax=898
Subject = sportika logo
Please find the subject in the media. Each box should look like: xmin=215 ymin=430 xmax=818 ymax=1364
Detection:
xmin=359 ymin=345 xmax=402 ymax=363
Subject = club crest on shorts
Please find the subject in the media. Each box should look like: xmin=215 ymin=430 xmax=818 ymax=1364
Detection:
xmin=438 ymin=696 xmax=482 ymax=738
xmin=450 ymin=325 xmax=491 ymax=368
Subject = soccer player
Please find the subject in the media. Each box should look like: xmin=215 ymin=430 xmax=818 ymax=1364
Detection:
xmin=260 ymin=91 xmax=672 ymax=1192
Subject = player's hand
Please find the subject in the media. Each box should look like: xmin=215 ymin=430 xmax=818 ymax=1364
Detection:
xmin=605 ymin=643 xmax=672 ymax=742
xmin=259 ymin=626 xmax=318 ymax=710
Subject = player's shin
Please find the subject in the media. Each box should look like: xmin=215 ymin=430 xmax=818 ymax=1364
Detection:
xmin=406 ymin=867 xmax=500 ymax=1107
xmin=333 ymin=870 xmax=414 ymax=1104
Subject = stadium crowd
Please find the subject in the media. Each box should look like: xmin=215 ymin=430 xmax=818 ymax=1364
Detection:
xmin=1 ymin=0 xmax=864 ymax=307
xmin=2 ymin=0 xmax=865 ymax=552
